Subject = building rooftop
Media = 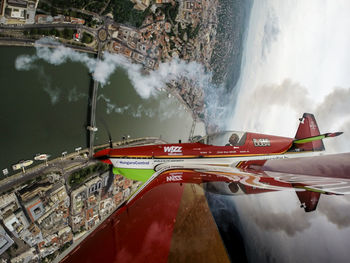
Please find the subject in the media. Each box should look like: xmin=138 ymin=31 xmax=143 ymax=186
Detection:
xmin=0 ymin=226 xmax=14 ymax=256
xmin=19 ymin=181 xmax=52 ymax=202
xmin=7 ymin=0 xmax=27 ymax=8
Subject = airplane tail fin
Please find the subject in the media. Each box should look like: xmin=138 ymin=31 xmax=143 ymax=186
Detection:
xmin=289 ymin=113 xmax=343 ymax=152
xmin=292 ymin=113 xmax=325 ymax=152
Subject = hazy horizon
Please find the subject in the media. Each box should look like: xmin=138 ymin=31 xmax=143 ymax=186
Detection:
xmin=228 ymin=0 xmax=350 ymax=153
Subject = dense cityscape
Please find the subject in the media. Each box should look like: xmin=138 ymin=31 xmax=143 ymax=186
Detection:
xmin=0 ymin=141 xmax=149 ymax=262
xmin=0 ymin=0 xmax=248 ymax=261
xmin=1 ymin=0 xmax=350 ymax=262
xmin=0 ymin=0 xmax=229 ymax=124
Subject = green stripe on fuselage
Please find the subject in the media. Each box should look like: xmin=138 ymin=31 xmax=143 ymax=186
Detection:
xmin=113 ymin=167 xmax=155 ymax=182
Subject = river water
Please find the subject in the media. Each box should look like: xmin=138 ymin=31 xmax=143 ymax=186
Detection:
xmin=0 ymin=46 xmax=203 ymax=176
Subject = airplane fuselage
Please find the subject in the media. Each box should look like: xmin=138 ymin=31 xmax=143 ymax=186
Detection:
xmin=96 ymin=132 xmax=299 ymax=182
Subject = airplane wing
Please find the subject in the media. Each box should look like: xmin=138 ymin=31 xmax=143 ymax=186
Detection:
xmin=60 ymin=153 xmax=350 ymax=263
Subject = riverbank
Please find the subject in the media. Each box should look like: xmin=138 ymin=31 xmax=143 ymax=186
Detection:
xmin=162 ymin=0 xmax=253 ymax=130
xmin=0 ymin=0 xmax=253 ymax=134
xmin=1 ymin=45 xmax=200 ymax=180
xmin=0 ymin=137 xmax=165 ymax=194
xmin=210 ymin=0 xmax=253 ymax=90
xmin=0 ymin=37 xmax=97 ymax=54
xmin=0 ymin=0 xmax=238 ymax=147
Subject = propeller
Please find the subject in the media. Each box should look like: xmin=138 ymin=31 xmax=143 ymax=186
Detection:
xmin=98 ymin=118 xmax=115 ymax=196
xmin=99 ymin=117 xmax=113 ymax=149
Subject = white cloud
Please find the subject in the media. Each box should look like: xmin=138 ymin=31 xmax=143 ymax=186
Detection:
xmin=15 ymin=38 xmax=229 ymax=126
xmin=318 ymin=195 xmax=350 ymax=229
xmin=15 ymin=38 xmax=212 ymax=100
xmin=15 ymin=54 xmax=38 ymax=70
xmin=261 ymin=7 xmax=280 ymax=59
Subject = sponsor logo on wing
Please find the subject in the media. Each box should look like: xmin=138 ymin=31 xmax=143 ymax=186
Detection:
xmin=119 ymin=160 xmax=150 ymax=166
xmin=164 ymin=146 xmax=183 ymax=155
xmin=166 ymin=175 xmax=183 ymax=182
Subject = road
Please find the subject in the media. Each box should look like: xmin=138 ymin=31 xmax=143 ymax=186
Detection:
xmin=0 ymin=23 xmax=98 ymax=37
xmin=0 ymin=158 xmax=89 ymax=194
xmin=0 ymin=137 xmax=167 ymax=194
xmin=0 ymin=37 xmax=97 ymax=53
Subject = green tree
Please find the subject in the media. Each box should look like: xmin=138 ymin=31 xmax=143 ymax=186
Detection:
xmin=63 ymin=28 xmax=74 ymax=39
xmin=57 ymin=30 xmax=63 ymax=38
xmin=50 ymin=6 xmax=57 ymax=16
xmin=81 ymin=32 xmax=93 ymax=44
xmin=30 ymin=28 xmax=38 ymax=35
xmin=113 ymin=0 xmax=150 ymax=27
xmin=50 ymin=28 xmax=57 ymax=36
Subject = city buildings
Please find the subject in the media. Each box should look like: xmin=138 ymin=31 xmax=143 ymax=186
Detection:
xmin=10 ymin=247 xmax=38 ymax=263
xmin=0 ymin=168 xmax=139 ymax=261
xmin=130 ymin=0 xmax=150 ymax=11
xmin=34 ymin=14 xmax=85 ymax=24
xmin=3 ymin=210 xmax=29 ymax=238
xmin=0 ymin=0 xmax=217 ymax=259
xmin=0 ymin=226 xmax=14 ymax=256
xmin=0 ymin=0 xmax=38 ymax=24
xmin=0 ymin=193 xmax=20 ymax=220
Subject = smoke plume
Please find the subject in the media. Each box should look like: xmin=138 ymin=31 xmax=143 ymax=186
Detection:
xmin=318 ymin=195 xmax=350 ymax=228
xmin=98 ymin=93 xmax=188 ymax=120
xmin=15 ymin=38 xmax=212 ymax=98
xmin=231 ymin=79 xmax=350 ymax=152
xmin=14 ymin=38 xmax=229 ymax=125
xmin=37 ymin=66 xmax=61 ymax=105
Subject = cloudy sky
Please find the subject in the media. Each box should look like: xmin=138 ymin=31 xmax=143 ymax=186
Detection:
xmin=228 ymin=0 xmax=350 ymax=153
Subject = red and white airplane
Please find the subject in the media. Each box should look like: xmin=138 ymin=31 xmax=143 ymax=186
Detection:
xmin=60 ymin=113 xmax=350 ymax=263
xmin=94 ymin=113 xmax=342 ymax=182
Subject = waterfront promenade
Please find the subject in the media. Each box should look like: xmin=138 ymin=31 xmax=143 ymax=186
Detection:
xmin=0 ymin=37 xmax=97 ymax=54
xmin=0 ymin=137 xmax=166 ymax=194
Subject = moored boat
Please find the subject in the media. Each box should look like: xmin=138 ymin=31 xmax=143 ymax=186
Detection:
xmin=34 ymin=154 xmax=50 ymax=161
xmin=12 ymin=160 xmax=33 ymax=171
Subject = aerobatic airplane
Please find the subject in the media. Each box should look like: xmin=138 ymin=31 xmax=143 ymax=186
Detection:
xmin=94 ymin=113 xmax=342 ymax=182
xmin=59 ymin=113 xmax=350 ymax=263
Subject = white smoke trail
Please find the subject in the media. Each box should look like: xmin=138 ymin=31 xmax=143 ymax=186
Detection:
xmin=97 ymin=94 xmax=131 ymax=115
xmin=98 ymin=94 xmax=155 ymax=118
xmin=318 ymin=195 xmax=350 ymax=229
xmin=15 ymin=38 xmax=228 ymax=126
xmin=15 ymin=54 xmax=38 ymax=70
xmin=43 ymin=85 xmax=61 ymax=105
xmin=68 ymin=86 xmax=87 ymax=102
xmin=230 ymin=79 xmax=350 ymax=152
xmin=15 ymin=38 xmax=212 ymax=99
xmin=37 ymin=66 xmax=61 ymax=105
xmin=157 ymin=98 xmax=188 ymax=121
xmin=98 ymin=93 xmax=189 ymax=120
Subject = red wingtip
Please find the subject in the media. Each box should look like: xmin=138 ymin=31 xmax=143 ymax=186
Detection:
xmin=326 ymin=132 xmax=343 ymax=137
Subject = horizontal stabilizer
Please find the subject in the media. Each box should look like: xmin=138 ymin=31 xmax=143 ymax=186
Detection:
xmin=293 ymin=132 xmax=343 ymax=144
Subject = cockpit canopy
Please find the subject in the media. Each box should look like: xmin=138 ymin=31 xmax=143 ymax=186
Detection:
xmin=192 ymin=131 xmax=247 ymax=146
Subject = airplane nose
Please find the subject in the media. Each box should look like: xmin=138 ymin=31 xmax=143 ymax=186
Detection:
xmin=93 ymin=148 xmax=111 ymax=163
